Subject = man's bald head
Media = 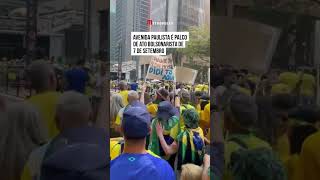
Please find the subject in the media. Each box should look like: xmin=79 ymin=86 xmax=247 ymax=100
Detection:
xmin=28 ymin=60 xmax=56 ymax=92
xmin=55 ymin=91 xmax=92 ymax=131
xmin=128 ymin=90 xmax=139 ymax=104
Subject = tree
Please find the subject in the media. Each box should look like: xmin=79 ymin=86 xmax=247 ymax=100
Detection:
xmin=177 ymin=25 xmax=210 ymax=62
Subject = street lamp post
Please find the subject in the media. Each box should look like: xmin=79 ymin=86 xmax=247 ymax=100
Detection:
xmin=118 ymin=43 xmax=122 ymax=82
xmin=83 ymin=0 xmax=91 ymax=61
xmin=25 ymin=0 xmax=38 ymax=65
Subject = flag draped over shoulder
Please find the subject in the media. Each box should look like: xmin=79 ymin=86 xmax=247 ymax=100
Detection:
xmin=148 ymin=116 xmax=180 ymax=159
xmin=177 ymin=127 xmax=205 ymax=170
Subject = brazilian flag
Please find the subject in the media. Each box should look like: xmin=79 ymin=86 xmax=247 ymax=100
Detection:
xmin=177 ymin=127 xmax=205 ymax=170
xmin=148 ymin=116 xmax=180 ymax=161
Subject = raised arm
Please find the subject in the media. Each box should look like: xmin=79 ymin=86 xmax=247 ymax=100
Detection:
xmin=156 ymin=122 xmax=178 ymax=155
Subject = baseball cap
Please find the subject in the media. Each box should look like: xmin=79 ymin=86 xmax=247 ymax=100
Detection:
xmin=122 ymin=106 xmax=151 ymax=139
xmin=157 ymin=101 xmax=179 ymax=121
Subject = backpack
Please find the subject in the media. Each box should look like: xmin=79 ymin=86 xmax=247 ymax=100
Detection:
xmin=177 ymin=130 xmax=204 ymax=170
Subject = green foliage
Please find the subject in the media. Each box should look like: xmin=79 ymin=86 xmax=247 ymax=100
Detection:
xmin=177 ymin=25 xmax=210 ymax=62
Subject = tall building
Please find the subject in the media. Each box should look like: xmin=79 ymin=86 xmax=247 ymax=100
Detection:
xmin=110 ymin=0 xmax=117 ymax=62
xmin=150 ymin=0 xmax=205 ymax=32
xmin=177 ymin=0 xmax=204 ymax=31
xmin=115 ymin=0 xmax=150 ymax=63
xmin=150 ymin=0 xmax=167 ymax=32
xmin=115 ymin=0 xmax=133 ymax=64
xmin=133 ymin=0 xmax=150 ymax=32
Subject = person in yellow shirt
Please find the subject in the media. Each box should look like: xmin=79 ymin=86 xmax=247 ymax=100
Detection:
xmin=198 ymin=95 xmax=210 ymax=130
xmin=300 ymin=130 xmax=320 ymax=180
xmin=178 ymin=90 xmax=196 ymax=130
xmin=194 ymin=91 xmax=203 ymax=114
xmin=271 ymin=83 xmax=291 ymax=95
xmin=300 ymin=73 xmax=315 ymax=96
xmin=224 ymin=93 xmax=271 ymax=180
xmin=285 ymin=124 xmax=317 ymax=180
xmin=279 ymin=71 xmax=299 ymax=91
xmin=203 ymin=103 xmax=210 ymax=137
xmin=110 ymin=137 xmax=159 ymax=160
xmin=118 ymin=81 xmax=129 ymax=106
xmin=146 ymin=87 xmax=169 ymax=117
xmin=27 ymin=61 xmax=60 ymax=138
xmin=22 ymin=91 xmax=107 ymax=180
xmin=270 ymin=93 xmax=296 ymax=164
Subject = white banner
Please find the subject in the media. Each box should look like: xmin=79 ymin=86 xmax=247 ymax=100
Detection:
xmin=146 ymin=54 xmax=174 ymax=81
xmin=174 ymin=66 xmax=198 ymax=84
xmin=213 ymin=16 xmax=281 ymax=73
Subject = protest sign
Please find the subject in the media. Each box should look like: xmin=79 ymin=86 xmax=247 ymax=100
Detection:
xmin=174 ymin=66 xmax=198 ymax=84
xmin=213 ymin=16 xmax=281 ymax=73
xmin=146 ymin=55 xmax=175 ymax=81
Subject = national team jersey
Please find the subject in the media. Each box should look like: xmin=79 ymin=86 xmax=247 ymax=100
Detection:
xmin=301 ymin=73 xmax=315 ymax=97
xmin=300 ymin=131 xmax=320 ymax=180
xmin=118 ymin=90 xmax=129 ymax=106
xmin=110 ymin=153 xmax=175 ymax=180
xmin=110 ymin=138 xmax=159 ymax=160
xmin=28 ymin=91 xmax=60 ymax=138
xmin=200 ymin=103 xmax=210 ymax=130
xmin=279 ymin=72 xmax=299 ymax=91
xmin=146 ymin=103 xmax=158 ymax=117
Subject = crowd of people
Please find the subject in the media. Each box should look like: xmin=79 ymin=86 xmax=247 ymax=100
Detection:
xmin=3 ymin=56 xmax=320 ymax=180
xmin=110 ymin=80 xmax=212 ymax=179
xmin=0 ymin=60 xmax=108 ymax=180
xmin=212 ymin=64 xmax=320 ymax=180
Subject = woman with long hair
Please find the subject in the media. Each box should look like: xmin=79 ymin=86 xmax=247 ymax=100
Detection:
xmin=0 ymin=102 xmax=47 ymax=180
xmin=110 ymin=93 xmax=124 ymax=136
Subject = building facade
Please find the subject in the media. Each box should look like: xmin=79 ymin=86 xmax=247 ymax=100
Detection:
xmin=177 ymin=0 xmax=205 ymax=31
xmin=0 ymin=0 xmax=107 ymax=63
xmin=110 ymin=0 xmax=117 ymax=63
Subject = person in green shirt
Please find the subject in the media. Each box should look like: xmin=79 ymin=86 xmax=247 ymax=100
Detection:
xmin=223 ymin=93 xmax=271 ymax=180
xmin=154 ymin=108 xmax=205 ymax=171
xmin=148 ymin=101 xmax=180 ymax=168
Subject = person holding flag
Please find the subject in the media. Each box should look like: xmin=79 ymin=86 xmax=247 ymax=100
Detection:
xmin=148 ymin=101 xmax=180 ymax=168
xmin=155 ymin=108 xmax=205 ymax=171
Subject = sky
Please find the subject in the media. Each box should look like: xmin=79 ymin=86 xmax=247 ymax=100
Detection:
xmin=110 ymin=0 xmax=116 ymax=13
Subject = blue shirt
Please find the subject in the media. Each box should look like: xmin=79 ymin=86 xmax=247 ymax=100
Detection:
xmin=65 ymin=68 xmax=89 ymax=93
xmin=130 ymin=83 xmax=138 ymax=91
xmin=110 ymin=153 xmax=175 ymax=180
